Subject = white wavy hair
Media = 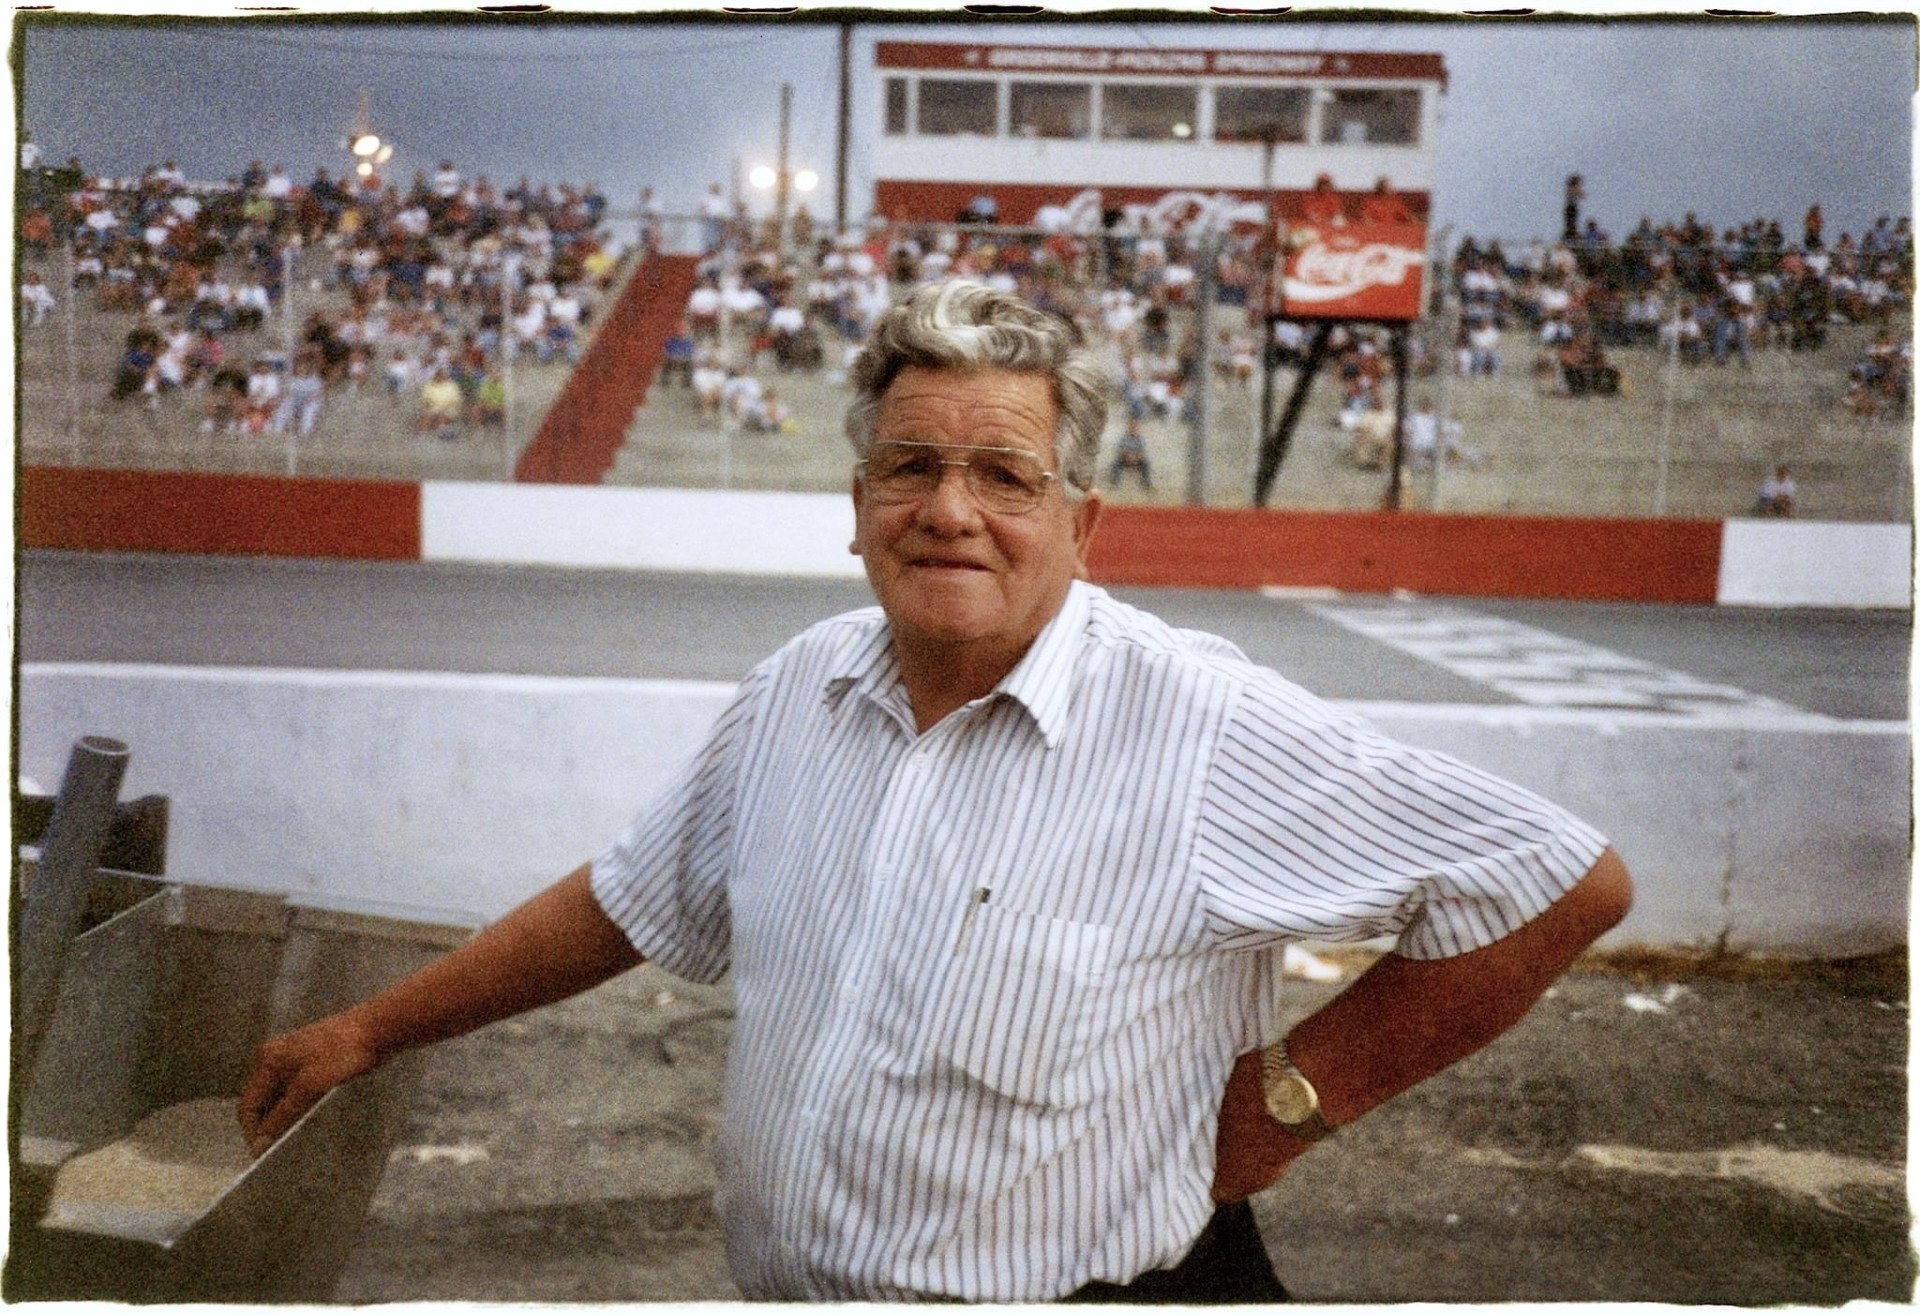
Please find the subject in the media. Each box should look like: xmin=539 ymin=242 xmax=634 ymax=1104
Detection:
xmin=844 ymin=280 xmax=1108 ymax=492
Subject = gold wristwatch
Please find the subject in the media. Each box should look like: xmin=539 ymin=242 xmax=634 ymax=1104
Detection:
xmin=1260 ymin=1038 xmax=1335 ymax=1142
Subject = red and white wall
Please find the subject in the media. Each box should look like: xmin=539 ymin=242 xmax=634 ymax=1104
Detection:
xmin=20 ymin=466 xmax=1914 ymax=608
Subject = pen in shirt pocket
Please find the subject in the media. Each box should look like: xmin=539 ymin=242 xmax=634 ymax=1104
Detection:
xmin=953 ymin=886 xmax=990 ymax=956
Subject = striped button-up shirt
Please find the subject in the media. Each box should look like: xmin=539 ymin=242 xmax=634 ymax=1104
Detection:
xmin=590 ymin=581 xmax=1607 ymax=1301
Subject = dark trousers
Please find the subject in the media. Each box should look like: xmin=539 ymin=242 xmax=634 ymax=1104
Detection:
xmin=1062 ymin=1201 xmax=1288 ymax=1304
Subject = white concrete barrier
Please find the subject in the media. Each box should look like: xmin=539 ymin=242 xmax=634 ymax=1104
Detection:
xmin=21 ymin=664 xmax=1909 ymax=955
xmin=20 ymin=664 xmax=736 ymax=925
xmin=1717 ymin=520 xmax=1913 ymax=609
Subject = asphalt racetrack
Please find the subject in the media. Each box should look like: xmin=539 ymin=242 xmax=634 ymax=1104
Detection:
xmin=18 ymin=551 xmax=1909 ymax=720
xmin=17 ymin=551 xmax=1915 ymax=1304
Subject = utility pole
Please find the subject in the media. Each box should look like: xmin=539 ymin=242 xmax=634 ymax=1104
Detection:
xmin=775 ymin=82 xmax=793 ymax=254
xmin=835 ymin=22 xmax=852 ymax=231
xmin=1187 ymin=228 xmax=1217 ymax=505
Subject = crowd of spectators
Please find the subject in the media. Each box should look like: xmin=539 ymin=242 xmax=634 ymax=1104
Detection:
xmin=20 ymin=150 xmax=628 ymax=441
xmin=1448 ymin=209 xmax=1912 ymax=407
xmin=662 ymin=191 xmax=1233 ymax=487
xmin=29 ymin=145 xmax=1910 ymax=498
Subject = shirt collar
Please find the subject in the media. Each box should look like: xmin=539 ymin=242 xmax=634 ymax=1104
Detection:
xmin=991 ymin=579 xmax=1092 ymax=750
xmin=822 ymin=582 xmax=1094 ymax=750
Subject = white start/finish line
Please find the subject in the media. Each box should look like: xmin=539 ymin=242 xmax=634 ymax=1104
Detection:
xmin=1305 ymin=600 xmax=1831 ymax=723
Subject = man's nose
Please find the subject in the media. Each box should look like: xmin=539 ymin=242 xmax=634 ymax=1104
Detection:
xmin=915 ymin=463 xmax=982 ymax=530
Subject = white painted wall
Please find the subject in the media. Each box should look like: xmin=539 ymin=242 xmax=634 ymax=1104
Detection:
xmin=21 ymin=665 xmax=1909 ymax=955
xmin=20 ymin=664 xmax=736 ymax=926
xmin=422 ymin=482 xmax=864 ymax=578
xmin=1717 ymin=520 xmax=1913 ymax=609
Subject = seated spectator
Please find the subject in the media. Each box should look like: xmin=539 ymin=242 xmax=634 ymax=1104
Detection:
xmin=233 ymin=280 xmax=270 ymax=332
xmin=278 ymin=350 xmax=326 ymax=438
xmin=1660 ymin=303 xmax=1708 ymax=364
xmin=1297 ymin=172 xmax=1345 ymax=228
xmin=418 ymin=367 xmax=463 ymax=438
xmin=1214 ymin=328 xmax=1256 ymax=386
xmin=198 ymin=361 xmax=249 ymax=434
xmin=719 ymin=275 xmax=768 ymax=337
xmin=469 ymin=371 xmax=507 ymax=427
xmin=510 ymin=298 xmax=547 ymax=360
xmin=546 ymin=286 xmax=585 ymax=362
xmin=719 ymin=367 xmax=763 ymax=424
xmin=692 ymin=353 xmax=729 ymax=422
xmin=111 ymin=323 xmax=163 ymax=401
xmin=1358 ymin=176 xmax=1414 ymax=225
xmin=1754 ymin=464 xmax=1796 ymax=517
xmin=1107 ymin=418 xmax=1153 ymax=490
xmin=1557 ymin=333 xmax=1621 ymax=397
xmin=243 ymin=357 xmax=284 ymax=433
xmin=741 ymin=387 xmax=793 ymax=434
xmin=686 ymin=279 xmax=723 ymax=340
xmin=659 ymin=321 xmax=696 ymax=387
xmin=1405 ymin=398 xmax=1484 ymax=469
xmin=19 ymin=270 xmax=56 ymax=326
xmin=760 ymin=298 xmax=808 ymax=370
xmin=1349 ymin=400 xmax=1395 ymax=470
xmin=386 ymin=347 xmax=422 ymax=396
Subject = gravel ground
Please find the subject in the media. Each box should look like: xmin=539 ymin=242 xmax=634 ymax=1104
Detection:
xmin=330 ymin=951 xmax=1912 ymax=1305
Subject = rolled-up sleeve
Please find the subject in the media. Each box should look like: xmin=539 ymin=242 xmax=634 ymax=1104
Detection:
xmin=1192 ymin=677 xmax=1609 ymax=960
xmin=589 ymin=668 xmax=766 ymax=984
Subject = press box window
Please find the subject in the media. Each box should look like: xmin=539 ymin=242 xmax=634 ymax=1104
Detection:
xmin=1320 ymin=88 xmax=1421 ymax=145
xmin=917 ymin=79 xmax=998 ymax=136
xmin=884 ymin=78 xmax=908 ymax=136
xmin=1100 ymin=84 xmax=1197 ymax=141
xmin=1010 ymin=81 xmax=1092 ymax=139
xmin=1213 ymin=86 xmax=1310 ymax=144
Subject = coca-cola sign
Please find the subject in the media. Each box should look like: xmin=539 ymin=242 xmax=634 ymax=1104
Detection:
xmin=1280 ymin=222 xmax=1428 ymax=322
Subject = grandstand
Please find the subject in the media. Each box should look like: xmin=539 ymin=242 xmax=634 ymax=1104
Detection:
xmin=16 ymin=156 xmax=1911 ymax=525
xmin=596 ymin=287 xmax=1910 ymax=524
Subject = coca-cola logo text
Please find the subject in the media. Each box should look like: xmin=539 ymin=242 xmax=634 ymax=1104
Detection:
xmin=1285 ymin=239 xmax=1425 ymax=303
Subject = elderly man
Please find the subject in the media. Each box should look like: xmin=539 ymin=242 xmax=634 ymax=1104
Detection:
xmin=241 ymin=281 xmax=1631 ymax=1304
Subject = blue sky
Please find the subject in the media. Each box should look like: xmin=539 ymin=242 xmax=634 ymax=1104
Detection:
xmin=16 ymin=13 xmax=1915 ymax=245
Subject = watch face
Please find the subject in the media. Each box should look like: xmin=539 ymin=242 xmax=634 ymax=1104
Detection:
xmin=1267 ymin=1073 xmax=1319 ymax=1126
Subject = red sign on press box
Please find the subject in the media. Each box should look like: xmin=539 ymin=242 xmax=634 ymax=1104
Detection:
xmin=1279 ymin=222 xmax=1428 ymax=322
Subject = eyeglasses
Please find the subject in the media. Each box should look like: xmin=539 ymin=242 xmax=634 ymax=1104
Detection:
xmin=858 ymin=440 xmax=1061 ymax=515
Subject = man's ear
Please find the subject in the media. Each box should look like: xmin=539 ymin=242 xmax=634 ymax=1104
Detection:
xmin=1071 ymin=489 xmax=1103 ymax=579
xmin=849 ymin=475 xmax=866 ymax=556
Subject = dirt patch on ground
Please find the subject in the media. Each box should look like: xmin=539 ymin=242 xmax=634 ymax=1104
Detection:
xmin=331 ymin=958 xmax=1912 ymax=1305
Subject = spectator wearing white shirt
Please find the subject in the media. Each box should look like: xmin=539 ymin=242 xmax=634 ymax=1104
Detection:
xmin=19 ymin=270 xmax=56 ymax=327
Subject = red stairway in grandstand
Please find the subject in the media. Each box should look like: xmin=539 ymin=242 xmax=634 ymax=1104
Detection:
xmin=513 ymin=253 xmax=700 ymax=485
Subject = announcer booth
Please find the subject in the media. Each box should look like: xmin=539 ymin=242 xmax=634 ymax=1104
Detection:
xmin=868 ymin=40 xmax=1446 ymax=506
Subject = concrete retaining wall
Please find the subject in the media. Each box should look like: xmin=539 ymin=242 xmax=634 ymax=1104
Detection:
xmin=22 ymin=664 xmax=1907 ymax=956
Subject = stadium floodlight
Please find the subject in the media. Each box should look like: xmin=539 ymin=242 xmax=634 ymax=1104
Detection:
xmin=352 ymin=133 xmax=382 ymax=158
xmin=355 ymin=161 xmax=374 ymax=178
xmin=748 ymin=165 xmax=778 ymax=191
xmin=375 ymin=145 xmax=394 ymax=165
xmin=794 ymin=169 xmax=820 ymax=193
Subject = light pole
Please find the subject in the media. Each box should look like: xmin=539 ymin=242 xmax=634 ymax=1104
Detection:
xmin=346 ymin=87 xmax=394 ymax=192
xmin=748 ymin=83 xmax=820 ymax=254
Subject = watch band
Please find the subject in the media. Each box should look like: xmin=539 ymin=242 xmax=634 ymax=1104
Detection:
xmin=1260 ymin=1038 xmax=1335 ymax=1142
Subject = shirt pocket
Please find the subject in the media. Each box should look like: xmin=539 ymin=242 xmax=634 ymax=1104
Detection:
xmin=925 ymin=904 xmax=1115 ymax=1109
